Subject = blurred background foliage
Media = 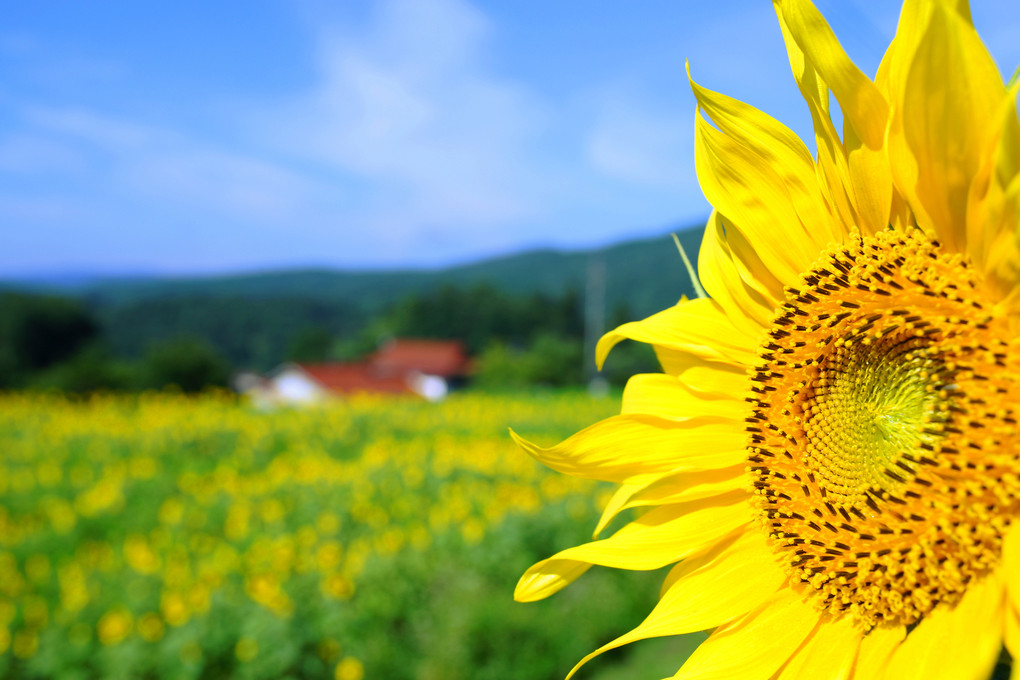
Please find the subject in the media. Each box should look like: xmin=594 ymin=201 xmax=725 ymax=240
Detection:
xmin=0 ymin=285 xmax=658 ymax=393
xmin=0 ymin=229 xmax=701 ymax=393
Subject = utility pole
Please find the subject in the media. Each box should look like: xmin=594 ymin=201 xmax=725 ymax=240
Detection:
xmin=584 ymin=255 xmax=608 ymax=396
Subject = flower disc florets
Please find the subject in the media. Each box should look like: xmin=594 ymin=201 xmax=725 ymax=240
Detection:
xmin=748 ymin=229 xmax=1020 ymax=629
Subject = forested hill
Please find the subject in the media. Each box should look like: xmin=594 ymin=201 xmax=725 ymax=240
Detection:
xmin=0 ymin=225 xmax=707 ymax=381
xmin=7 ymin=225 xmax=705 ymax=320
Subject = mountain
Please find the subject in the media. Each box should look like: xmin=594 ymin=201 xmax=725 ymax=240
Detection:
xmin=1 ymin=224 xmax=709 ymax=373
xmin=2 ymin=224 xmax=706 ymax=320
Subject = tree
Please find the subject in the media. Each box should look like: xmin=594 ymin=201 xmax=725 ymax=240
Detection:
xmin=142 ymin=336 xmax=231 ymax=392
xmin=0 ymin=292 xmax=100 ymax=387
xmin=287 ymin=326 xmax=334 ymax=362
xmin=32 ymin=345 xmax=135 ymax=393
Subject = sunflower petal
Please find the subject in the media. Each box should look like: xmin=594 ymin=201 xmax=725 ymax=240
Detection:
xmin=689 ymin=71 xmax=839 ymax=247
xmin=592 ymin=465 xmax=746 ymax=538
xmin=776 ymin=614 xmax=862 ymax=680
xmin=774 ymin=0 xmax=892 ymax=236
xmin=597 ymin=297 xmax=757 ymax=370
xmin=515 ymin=495 xmax=751 ymax=602
xmin=694 ymin=111 xmax=818 ymax=283
xmin=965 ymin=85 xmax=1020 ymax=271
xmin=697 ymin=211 xmax=779 ymax=332
xmin=882 ymin=571 xmax=1004 ymax=680
xmin=565 ymin=530 xmax=786 ymax=678
xmin=852 ymin=626 xmax=906 ymax=679
xmin=773 ymin=0 xmax=879 ymax=236
xmin=670 ymin=588 xmax=820 ymax=680
xmin=510 ymin=414 xmax=746 ymax=484
xmin=1004 ymin=600 xmax=1020 ymax=672
xmin=1003 ymin=520 xmax=1020 ymax=612
xmin=621 ymin=373 xmax=747 ymax=420
xmin=885 ymin=0 xmax=1005 ymax=253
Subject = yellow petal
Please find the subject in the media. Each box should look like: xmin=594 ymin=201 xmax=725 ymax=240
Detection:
xmin=670 ymin=588 xmax=820 ymax=680
xmin=511 ymin=560 xmax=591 ymax=605
xmin=621 ymin=373 xmax=747 ymax=420
xmin=775 ymin=0 xmax=886 ymax=149
xmin=1004 ymin=599 xmax=1020 ymax=670
xmin=592 ymin=465 xmax=746 ymax=538
xmin=882 ymin=571 xmax=1004 ymax=680
xmin=852 ymin=625 xmax=906 ymax=679
xmin=886 ymin=0 xmax=1005 ymax=253
xmin=772 ymin=1 xmax=869 ymax=236
xmin=965 ymin=86 xmax=1020 ymax=267
xmin=776 ymin=614 xmax=862 ymax=680
xmin=697 ymin=211 xmax=779 ymax=333
xmin=597 ymin=297 xmax=757 ymax=370
xmin=1003 ymin=521 xmax=1020 ymax=612
xmin=774 ymin=0 xmax=892 ymax=236
xmin=674 ymin=357 xmax=749 ymax=396
xmin=694 ymin=111 xmax=818 ymax=283
xmin=566 ymin=530 xmax=786 ymax=678
xmin=689 ymin=70 xmax=839 ymax=247
xmin=510 ymin=414 xmax=746 ymax=484
xmin=515 ymin=495 xmax=751 ymax=602
xmin=967 ymin=89 xmax=1020 ymax=311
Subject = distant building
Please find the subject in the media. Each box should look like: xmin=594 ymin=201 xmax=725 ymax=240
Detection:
xmin=237 ymin=339 xmax=472 ymax=406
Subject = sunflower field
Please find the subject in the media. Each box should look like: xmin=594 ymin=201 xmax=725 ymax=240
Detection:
xmin=0 ymin=390 xmax=694 ymax=680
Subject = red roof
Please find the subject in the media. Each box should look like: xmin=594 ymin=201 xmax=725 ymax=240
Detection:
xmin=370 ymin=339 xmax=471 ymax=377
xmin=296 ymin=362 xmax=413 ymax=395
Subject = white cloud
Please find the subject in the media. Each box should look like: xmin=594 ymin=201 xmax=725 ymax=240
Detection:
xmin=18 ymin=105 xmax=322 ymax=223
xmin=256 ymin=0 xmax=551 ymax=233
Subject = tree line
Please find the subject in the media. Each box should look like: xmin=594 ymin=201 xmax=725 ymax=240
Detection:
xmin=0 ymin=284 xmax=658 ymax=393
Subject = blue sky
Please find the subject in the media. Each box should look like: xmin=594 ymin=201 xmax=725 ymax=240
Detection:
xmin=2 ymin=1 xmax=1019 ymax=275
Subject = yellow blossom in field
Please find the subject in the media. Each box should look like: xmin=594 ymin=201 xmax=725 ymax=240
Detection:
xmin=97 ymin=607 xmax=133 ymax=646
xmin=0 ymin=601 xmax=13 ymax=627
xmin=44 ymin=498 xmax=76 ymax=534
xmin=22 ymin=596 xmax=47 ymax=628
xmin=335 ymin=657 xmax=365 ymax=680
xmin=235 ymin=636 xmax=258 ymax=662
xmin=124 ymin=534 xmax=161 ymax=574
xmin=317 ymin=511 xmax=341 ymax=535
xmin=158 ymin=497 xmax=185 ymax=525
xmin=24 ymin=555 xmax=50 ymax=584
xmin=161 ymin=592 xmax=190 ymax=627
xmin=137 ymin=613 xmax=165 ymax=643
xmin=316 ymin=541 xmax=343 ymax=570
xmin=322 ymin=573 xmax=354 ymax=600
xmin=12 ymin=630 xmax=37 ymax=659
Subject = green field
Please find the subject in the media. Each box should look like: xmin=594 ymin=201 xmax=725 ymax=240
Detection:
xmin=0 ymin=391 xmax=699 ymax=680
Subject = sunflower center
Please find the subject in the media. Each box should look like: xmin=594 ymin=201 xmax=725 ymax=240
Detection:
xmin=802 ymin=334 xmax=944 ymax=505
xmin=747 ymin=229 xmax=1020 ymax=629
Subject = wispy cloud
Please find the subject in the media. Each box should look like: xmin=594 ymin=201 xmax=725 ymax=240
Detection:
xmin=586 ymin=94 xmax=694 ymax=188
xmin=252 ymin=0 xmax=555 ymax=257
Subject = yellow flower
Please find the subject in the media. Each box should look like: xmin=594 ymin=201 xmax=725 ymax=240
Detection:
xmin=97 ymin=607 xmax=133 ymax=646
xmin=235 ymin=636 xmax=259 ymax=662
xmin=515 ymin=1 xmax=1020 ymax=678
xmin=137 ymin=612 xmax=165 ymax=643
xmin=335 ymin=657 xmax=365 ymax=680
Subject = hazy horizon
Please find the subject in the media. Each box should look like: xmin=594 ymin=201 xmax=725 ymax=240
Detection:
xmin=3 ymin=219 xmax=705 ymax=284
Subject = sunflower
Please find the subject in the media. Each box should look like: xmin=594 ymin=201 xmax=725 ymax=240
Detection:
xmin=513 ymin=0 xmax=1020 ymax=678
